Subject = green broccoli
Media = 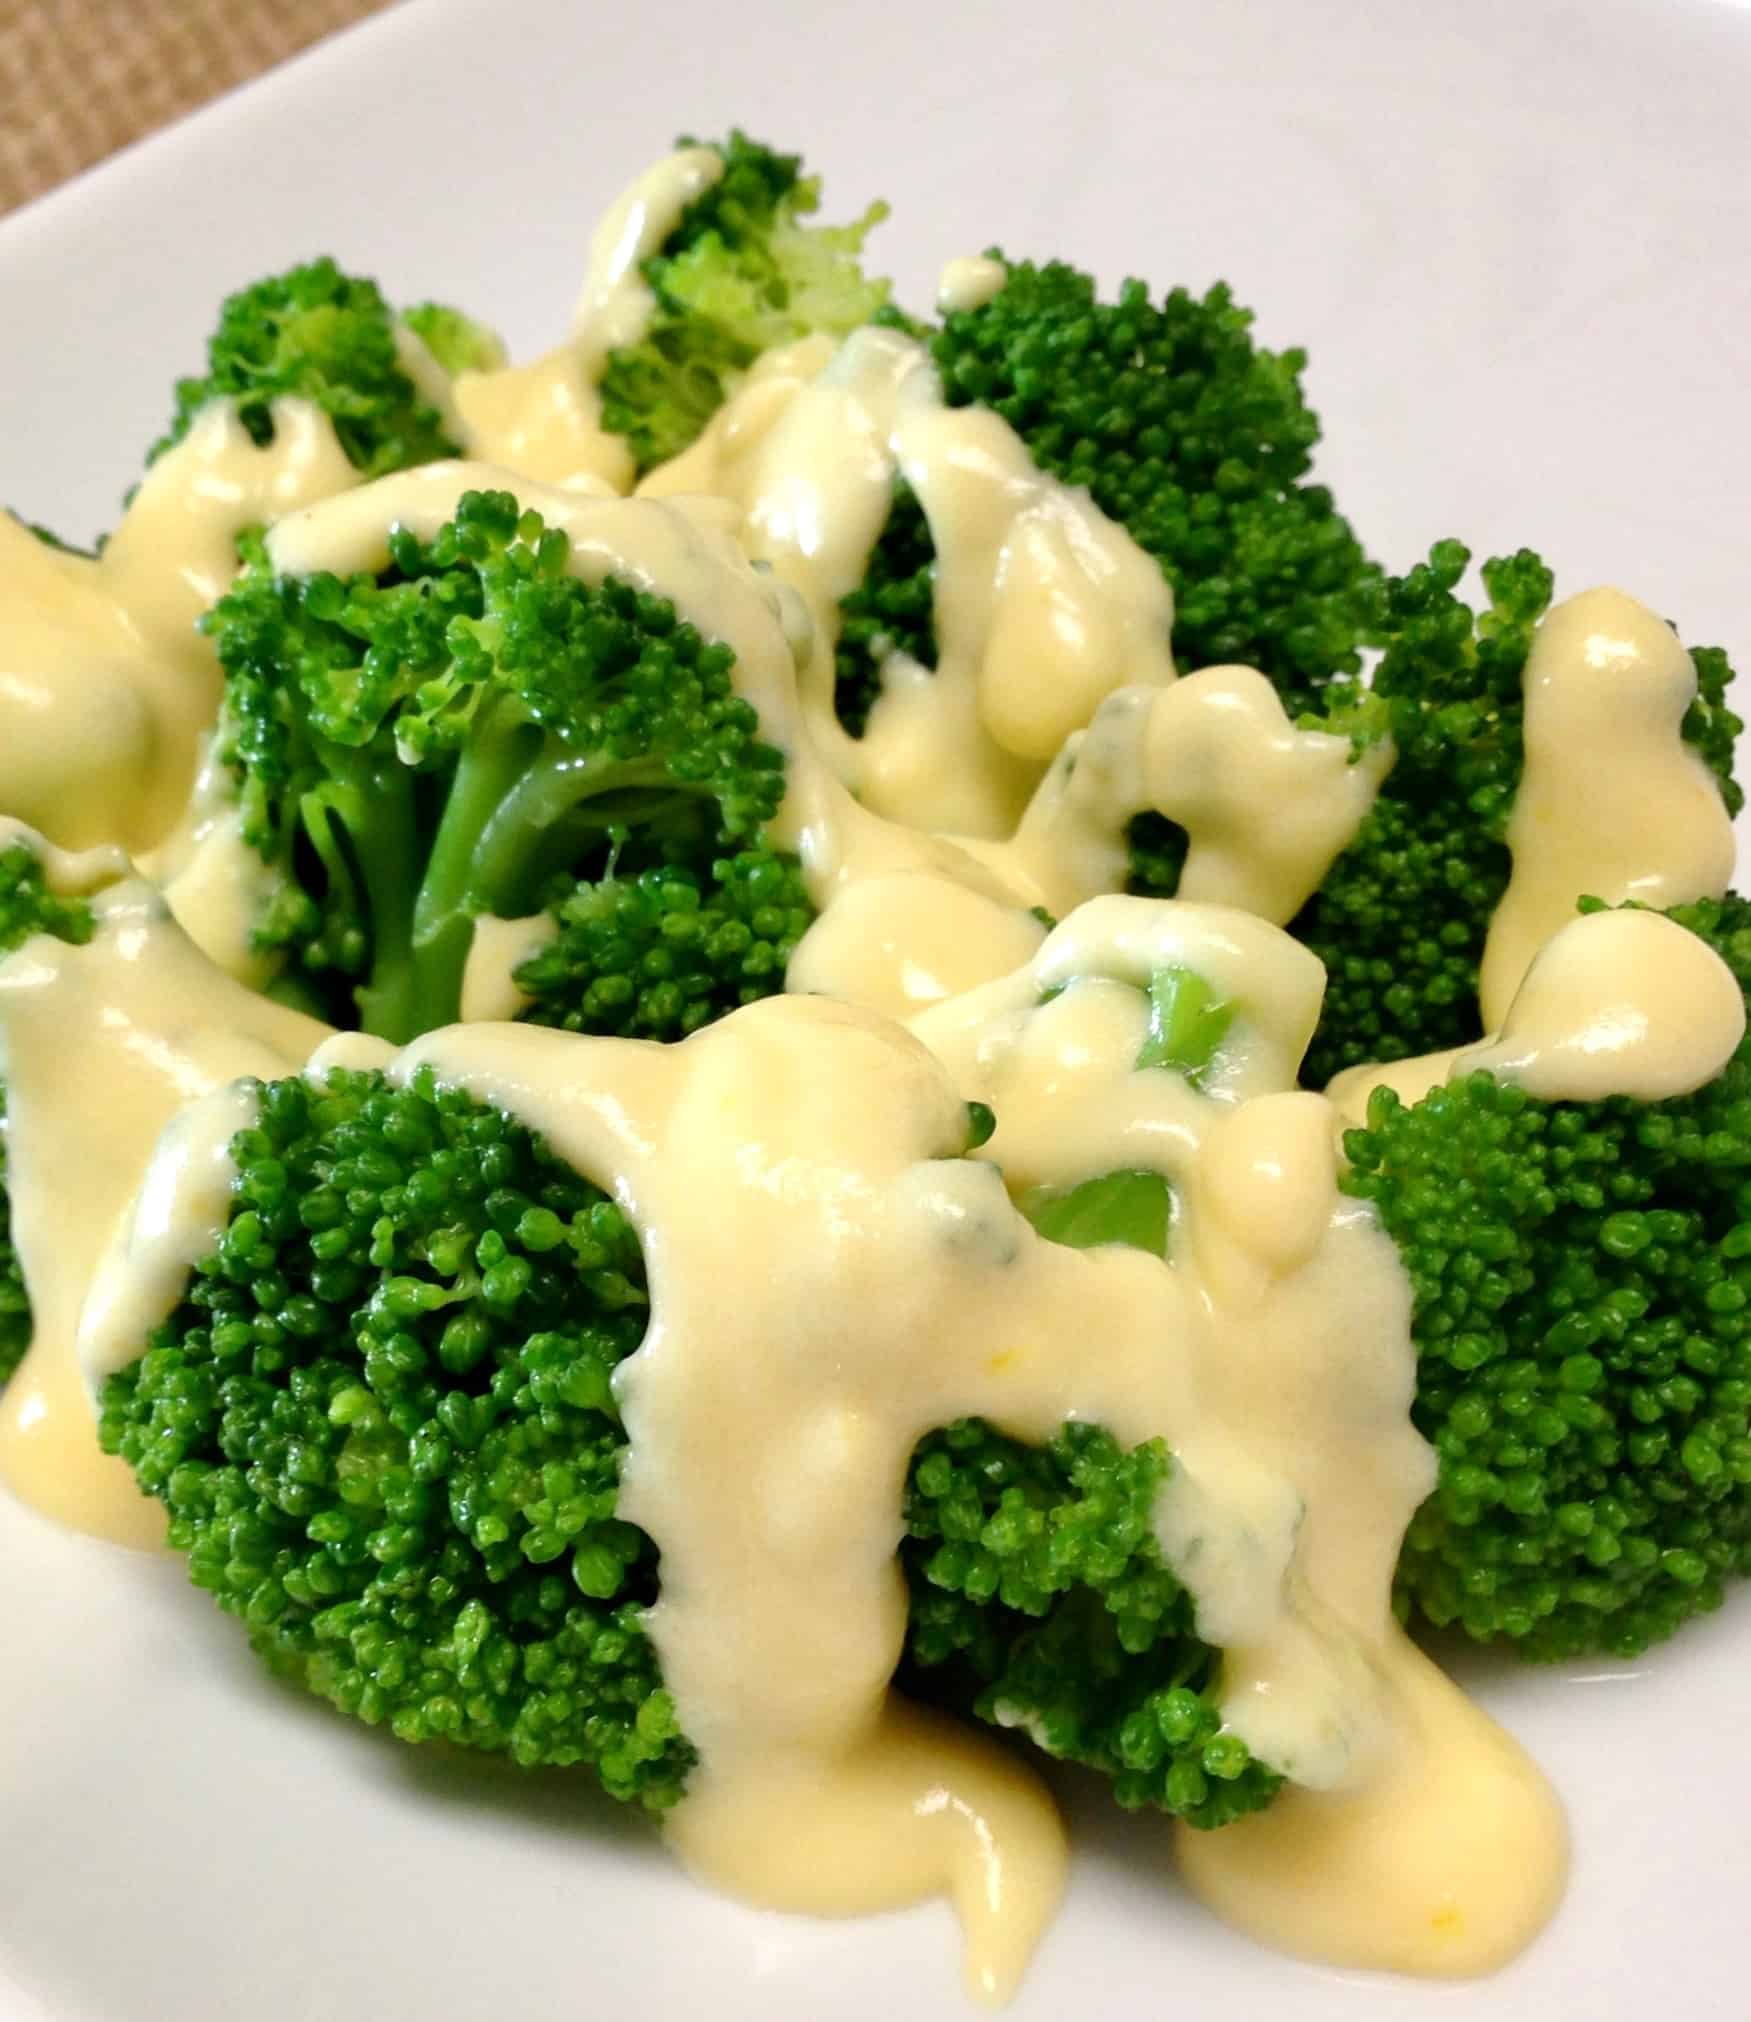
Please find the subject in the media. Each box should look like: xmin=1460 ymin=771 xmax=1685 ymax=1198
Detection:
xmin=900 ymin=1418 xmax=1275 ymax=1822
xmin=400 ymin=302 xmax=508 ymax=376
xmin=916 ymin=900 xmax=1751 ymax=1687
xmin=204 ymin=489 xmax=803 ymax=1040
xmin=0 ymin=837 xmax=100 ymax=1385
xmin=148 ymin=257 xmax=499 ymax=478
xmin=897 ymin=955 xmax=1279 ymax=1821
xmin=835 ymin=260 xmax=1380 ymax=788
xmin=598 ymin=132 xmax=891 ymax=475
xmin=513 ymin=848 xmax=814 ymax=1042
xmin=1292 ymin=543 xmax=1743 ymax=1088
xmin=1341 ymin=893 xmax=1751 ymax=1658
xmin=100 ymin=1048 xmax=1271 ymax=1830
xmin=100 ymin=1061 xmax=690 ymax=1804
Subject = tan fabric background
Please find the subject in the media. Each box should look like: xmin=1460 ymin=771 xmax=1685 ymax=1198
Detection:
xmin=0 ymin=0 xmax=391 ymax=217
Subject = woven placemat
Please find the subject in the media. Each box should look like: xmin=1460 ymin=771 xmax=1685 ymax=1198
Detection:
xmin=0 ymin=0 xmax=392 ymax=217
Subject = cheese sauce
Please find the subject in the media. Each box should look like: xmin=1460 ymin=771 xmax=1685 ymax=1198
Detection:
xmin=910 ymin=899 xmax=1568 ymax=1963
xmin=448 ymin=146 xmax=725 ymax=493
xmin=644 ymin=323 xmax=1180 ymax=838
xmin=1480 ymin=587 xmax=1736 ymax=1027
xmin=1330 ymin=907 xmax=1745 ymax=1123
xmin=0 ymin=871 xmax=330 ymax=1544
xmin=0 ymin=400 xmax=357 ymax=856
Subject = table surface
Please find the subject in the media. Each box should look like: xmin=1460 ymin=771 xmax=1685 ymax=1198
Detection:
xmin=0 ymin=0 xmax=392 ymax=216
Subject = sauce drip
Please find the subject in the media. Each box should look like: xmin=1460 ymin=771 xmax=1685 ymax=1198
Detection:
xmin=1480 ymin=586 xmax=1735 ymax=1027
xmin=0 ymin=400 xmax=356 ymax=856
xmin=0 ymin=870 xmax=330 ymax=1544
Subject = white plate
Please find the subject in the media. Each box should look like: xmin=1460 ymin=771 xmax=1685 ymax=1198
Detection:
xmin=2 ymin=1 xmax=1749 ymax=2017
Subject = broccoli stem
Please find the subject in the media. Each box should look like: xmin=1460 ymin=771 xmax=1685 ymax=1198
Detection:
xmin=1137 ymin=964 xmax=1234 ymax=1085
xmin=1019 ymin=964 xmax=1231 ymax=1257
xmin=383 ymin=728 xmax=724 ymax=1042
xmin=1021 ymin=1171 xmax=1173 ymax=1255
xmin=304 ymin=743 xmax=424 ymax=1043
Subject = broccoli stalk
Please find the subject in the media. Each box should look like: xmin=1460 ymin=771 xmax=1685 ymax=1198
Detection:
xmin=206 ymin=490 xmax=799 ymax=1041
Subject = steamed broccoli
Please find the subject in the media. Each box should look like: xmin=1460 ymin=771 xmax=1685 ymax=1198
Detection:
xmin=100 ymin=1047 xmax=1270 ymax=1830
xmin=919 ymin=901 xmax=1751 ymax=1695
xmin=100 ymin=1062 xmax=691 ymax=1804
xmin=835 ymin=259 xmax=1380 ymax=778
xmin=148 ymin=257 xmax=497 ymax=477
xmin=513 ymin=848 xmax=814 ymax=1042
xmin=204 ymin=488 xmax=802 ymax=1040
xmin=400 ymin=302 xmax=508 ymax=377
xmin=598 ymin=132 xmax=891 ymax=474
xmin=1292 ymin=542 xmax=1744 ymax=1088
xmin=901 ymin=1417 xmax=1277 ymax=1822
xmin=1342 ymin=893 xmax=1751 ymax=1658
xmin=0 ymin=838 xmax=99 ymax=1385
xmin=896 ymin=955 xmax=1281 ymax=1817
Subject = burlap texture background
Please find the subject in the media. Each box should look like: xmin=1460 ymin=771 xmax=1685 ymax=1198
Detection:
xmin=1 ymin=0 xmax=391 ymax=216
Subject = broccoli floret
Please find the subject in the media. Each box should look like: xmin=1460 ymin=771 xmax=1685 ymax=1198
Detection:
xmin=599 ymin=133 xmax=890 ymax=475
xmin=149 ymin=258 xmax=486 ymax=477
xmin=900 ymin=1418 xmax=1278 ymax=1825
xmin=1292 ymin=543 xmax=1743 ymax=1088
xmin=204 ymin=488 xmax=798 ymax=1041
xmin=99 ymin=1057 xmax=1266 ymax=1827
xmin=514 ymin=846 xmax=813 ymax=1041
xmin=900 ymin=959 xmax=1279 ymax=1825
xmin=0 ymin=839 xmax=99 ymax=1385
xmin=835 ymin=260 xmax=1379 ymax=774
xmin=401 ymin=301 xmax=508 ymax=376
xmin=1341 ymin=893 xmax=1751 ymax=1659
xmin=99 ymin=1064 xmax=692 ymax=1803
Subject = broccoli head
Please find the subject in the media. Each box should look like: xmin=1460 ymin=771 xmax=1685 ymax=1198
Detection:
xmin=400 ymin=301 xmax=508 ymax=377
xmin=513 ymin=847 xmax=813 ymax=1043
xmin=1292 ymin=543 xmax=1744 ymax=1088
xmin=149 ymin=257 xmax=498 ymax=478
xmin=598 ymin=132 xmax=891 ymax=475
xmin=901 ymin=1417 xmax=1277 ymax=1824
xmin=1342 ymin=893 xmax=1751 ymax=1659
xmin=835 ymin=259 xmax=1380 ymax=768
xmin=0 ymin=836 xmax=100 ymax=1386
xmin=100 ymin=1062 xmax=691 ymax=1803
xmin=203 ymin=488 xmax=802 ymax=1041
xmin=899 ymin=950 xmax=1284 ymax=1824
xmin=101 ymin=1048 xmax=1273 ymax=1830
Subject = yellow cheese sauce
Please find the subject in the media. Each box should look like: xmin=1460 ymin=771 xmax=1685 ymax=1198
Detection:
xmin=266 ymin=459 xmax=1385 ymax=1023
xmin=0 ymin=856 xmax=330 ymax=1544
xmin=0 ymin=140 xmax=1742 ymax=2005
xmin=1479 ymin=588 xmax=1737 ymax=1028
xmin=1330 ymin=906 xmax=1745 ymax=1124
xmin=447 ymin=146 xmax=726 ymax=493
xmin=0 ymin=402 xmax=358 ymax=858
